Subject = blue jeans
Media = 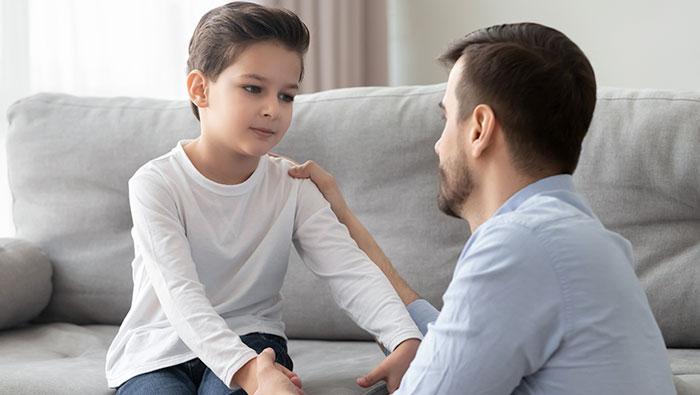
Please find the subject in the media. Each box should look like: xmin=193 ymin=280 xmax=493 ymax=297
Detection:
xmin=116 ymin=332 xmax=293 ymax=395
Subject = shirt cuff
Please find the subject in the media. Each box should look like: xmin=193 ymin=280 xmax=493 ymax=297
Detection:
xmin=386 ymin=327 xmax=424 ymax=352
xmin=406 ymin=299 xmax=440 ymax=336
xmin=223 ymin=349 xmax=258 ymax=391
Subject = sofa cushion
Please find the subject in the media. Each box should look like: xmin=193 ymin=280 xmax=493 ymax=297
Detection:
xmin=0 ymin=238 xmax=52 ymax=330
xmin=6 ymin=95 xmax=199 ymax=325
xmin=0 ymin=323 xmax=692 ymax=394
xmin=0 ymin=323 xmax=388 ymax=394
xmin=277 ymin=84 xmax=466 ymax=340
xmin=0 ymin=323 xmax=116 ymax=394
xmin=573 ymin=89 xmax=700 ymax=347
xmin=669 ymin=349 xmax=700 ymax=395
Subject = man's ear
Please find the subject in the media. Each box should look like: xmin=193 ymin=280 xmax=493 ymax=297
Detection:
xmin=466 ymin=104 xmax=497 ymax=158
xmin=187 ymin=70 xmax=209 ymax=108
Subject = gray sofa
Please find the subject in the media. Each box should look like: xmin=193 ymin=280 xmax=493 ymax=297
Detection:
xmin=1 ymin=84 xmax=698 ymax=394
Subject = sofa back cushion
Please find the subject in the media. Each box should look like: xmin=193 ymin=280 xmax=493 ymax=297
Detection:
xmin=573 ymin=88 xmax=700 ymax=348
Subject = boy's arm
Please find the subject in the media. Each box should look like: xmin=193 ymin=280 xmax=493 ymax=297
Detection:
xmin=292 ymin=178 xmax=423 ymax=346
xmin=288 ymin=161 xmax=420 ymax=306
xmin=129 ymin=171 xmax=259 ymax=392
xmin=292 ymin=178 xmax=423 ymax=392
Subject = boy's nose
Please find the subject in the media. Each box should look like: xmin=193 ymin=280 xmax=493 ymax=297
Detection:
xmin=262 ymin=97 xmax=279 ymax=119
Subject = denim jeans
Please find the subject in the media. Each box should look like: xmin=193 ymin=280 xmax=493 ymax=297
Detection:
xmin=116 ymin=332 xmax=293 ymax=395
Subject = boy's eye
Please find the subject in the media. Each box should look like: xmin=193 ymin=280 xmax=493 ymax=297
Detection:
xmin=279 ymin=93 xmax=295 ymax=103
xmin=243 ymin=85 xmax=262 ymax=94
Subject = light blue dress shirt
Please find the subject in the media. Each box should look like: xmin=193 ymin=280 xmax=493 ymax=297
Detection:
xmin=397 ymin=175 xmax=675 ymax=394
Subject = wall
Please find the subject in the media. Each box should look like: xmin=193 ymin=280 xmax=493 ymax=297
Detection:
xmin=388 ymin=0 xmax=700 ymax=90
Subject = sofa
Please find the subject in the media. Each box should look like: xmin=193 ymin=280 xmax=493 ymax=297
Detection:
xmin=1 ymin=83 xmax=698 ymax=394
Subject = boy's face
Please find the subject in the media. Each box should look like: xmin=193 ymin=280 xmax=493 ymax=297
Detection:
xmin=202 ymin=41 xmax=301 ymax=157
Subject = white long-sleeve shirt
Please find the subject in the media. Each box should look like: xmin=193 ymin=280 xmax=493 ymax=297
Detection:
xmin=105 ymin=140 xmax=422 ymax=389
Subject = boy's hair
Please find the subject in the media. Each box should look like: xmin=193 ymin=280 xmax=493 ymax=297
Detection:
xmin=187 ymin=1 xmax=310 ymax=121
xmin=439 ymin=23 xmax=596 ymax=175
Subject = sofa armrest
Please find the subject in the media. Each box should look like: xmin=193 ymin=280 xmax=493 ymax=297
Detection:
xmin=0 ymin=238 xmax=52 ymax=330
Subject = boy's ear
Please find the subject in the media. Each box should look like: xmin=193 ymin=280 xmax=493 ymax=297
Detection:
xmin=187 ymin=70 xmax=208 ymax=108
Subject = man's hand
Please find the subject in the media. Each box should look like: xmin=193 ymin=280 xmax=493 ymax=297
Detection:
xmin=286 ymin=159 xmax=351 ymax=219
xmin=232 ymin=350 xmax=303 ymax=394
xmin=357 ymin=338 xmax=420 ymax=393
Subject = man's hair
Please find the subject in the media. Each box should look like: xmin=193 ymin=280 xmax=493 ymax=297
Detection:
xmin=439 ymin=23 xmax=596 ymax=175
xmin=187 ymin=1 xmax=310 ymax=121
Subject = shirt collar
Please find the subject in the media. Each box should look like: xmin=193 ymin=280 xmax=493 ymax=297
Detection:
xmin=458 ymin=174 xmax=578 ymax=262
xmin=493 ymin=174 xmax=575 ymax=217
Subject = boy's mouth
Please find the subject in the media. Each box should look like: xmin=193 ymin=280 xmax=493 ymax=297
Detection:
xmin=250 ymin=127 xmax=276 ymax=137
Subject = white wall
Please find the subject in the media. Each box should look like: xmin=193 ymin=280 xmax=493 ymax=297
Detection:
xmin=0 ymin=0 xmax=29 ymax=237
xmin=388 ymin=0 xmax=700 ymax=90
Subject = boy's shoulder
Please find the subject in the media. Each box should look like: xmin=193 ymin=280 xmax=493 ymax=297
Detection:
xmin=264 ymin=154 xmax=325 ymax=203
xmin=129 ymin=148 xmax=178 ymax=189
xmin=264 ymin=153 xmax=295 ymax=172
xmin=263 ymin=154 xmax=302 ymax=184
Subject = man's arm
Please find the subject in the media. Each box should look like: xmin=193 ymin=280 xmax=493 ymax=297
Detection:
xmin=395 ymin=223 xmax=565 ymax=394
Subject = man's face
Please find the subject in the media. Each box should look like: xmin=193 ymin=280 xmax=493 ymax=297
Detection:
xmin=435 ymin=57 xmax=475 ymax=219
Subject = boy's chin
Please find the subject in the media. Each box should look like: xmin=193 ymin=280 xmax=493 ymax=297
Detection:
xmin=239 ymin=142 xmax=276 ymax=158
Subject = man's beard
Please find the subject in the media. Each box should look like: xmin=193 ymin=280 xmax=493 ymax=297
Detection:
xmin=437 ymin=156 xmax=474 ymax=219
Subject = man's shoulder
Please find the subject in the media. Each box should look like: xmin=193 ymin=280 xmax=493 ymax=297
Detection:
xmin=494 ymin=191 xmax=604 ymax=238
xmin=465 ymin=191 xmax=622 ymax=275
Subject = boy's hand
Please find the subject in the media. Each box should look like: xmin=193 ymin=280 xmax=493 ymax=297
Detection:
xmin=233 ymin=351 xmax=303 ymax=394
xmin=253 ymin=348 xmax=304 ymax=395
xmin=357 ymin=338 xmax=420 ymax=393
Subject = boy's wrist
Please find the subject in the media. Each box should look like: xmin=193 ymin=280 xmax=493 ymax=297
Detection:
xmin=232 ymin=358 xmax=258 ymax=393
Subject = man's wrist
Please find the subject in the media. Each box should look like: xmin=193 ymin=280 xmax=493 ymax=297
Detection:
xmin=330 ymin=197 xmax=352 ymax=222
xmin=396 ymin=282 xmax=421 ymax=306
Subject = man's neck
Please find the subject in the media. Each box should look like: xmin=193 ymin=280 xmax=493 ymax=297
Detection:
xmin=183 ymin=136 xmax=260 ymax=185
xmin=461 ymin=167 xmax=555 ymax=232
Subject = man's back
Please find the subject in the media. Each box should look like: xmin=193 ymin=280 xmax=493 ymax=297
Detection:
xmin=398 ymin=175 xmax=675 ymax=394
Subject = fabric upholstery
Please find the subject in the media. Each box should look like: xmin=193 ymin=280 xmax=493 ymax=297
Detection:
xmin=0 ymin=238 xmax=52 ymax=330
xmin=573 ymin=89 xmax=700 ymax=347
xmin=0 ymin=323 xmax=388 ymax=394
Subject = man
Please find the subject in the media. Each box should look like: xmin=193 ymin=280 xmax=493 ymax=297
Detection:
xmin=265 ymin=22 xmax=677 ymax=394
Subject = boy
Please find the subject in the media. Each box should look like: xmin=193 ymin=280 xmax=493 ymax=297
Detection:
xmin=105 ymin=2 xmax=421 ymax=394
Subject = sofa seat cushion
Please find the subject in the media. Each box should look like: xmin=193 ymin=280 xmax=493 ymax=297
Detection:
xmin=670 ymin=349 xmax=700 ymax=395
xmin=0 ymin=323 xmax=116 ymax=394
xmin=0 ymin=323 xmax=387 ymax=394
